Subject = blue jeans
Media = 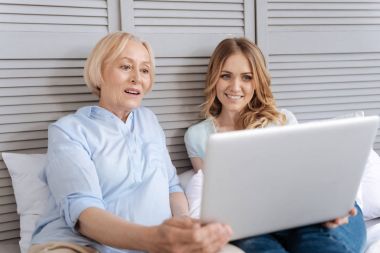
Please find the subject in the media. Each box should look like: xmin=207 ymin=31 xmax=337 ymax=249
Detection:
xmin=231 ymin=203 xmax=366 ymax=253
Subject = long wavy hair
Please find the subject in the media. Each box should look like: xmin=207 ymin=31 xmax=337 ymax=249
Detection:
xmin=202 ymin=37 xmax=286 ymax=129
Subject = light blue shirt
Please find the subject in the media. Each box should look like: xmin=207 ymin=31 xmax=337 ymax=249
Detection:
xmin=184 ymin=109 xmax=298 ymax=159
xmin=31 ymin=106 xmax=182 ymax=253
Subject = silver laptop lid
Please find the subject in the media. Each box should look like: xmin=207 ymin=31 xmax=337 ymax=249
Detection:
xmin=201 ymin=116 xmax=379 ymax=240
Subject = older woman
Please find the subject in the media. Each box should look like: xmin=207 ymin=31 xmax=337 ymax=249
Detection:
xmin=28 ymin=32 xmax=231 ymax=253
xmin=184 ymin=37 xmax=366 ymax=253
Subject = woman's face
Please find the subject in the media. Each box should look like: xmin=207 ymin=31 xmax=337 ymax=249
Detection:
xmin=99 ymin=39 xmax=152 ymax=121
xmin=216 ymin=53 xmax=255 ymax=115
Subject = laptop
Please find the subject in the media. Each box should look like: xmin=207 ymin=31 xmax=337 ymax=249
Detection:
xmin=200 ymin=116 xmax=379 ymax=240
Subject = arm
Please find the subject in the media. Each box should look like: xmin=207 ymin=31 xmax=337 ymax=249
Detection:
xmin=190 ymin=157 xmax=204 ymax=172
xmin=170 ymin=192 xmax=189 ymax=217
xmin=78 ymin=207 xmax=232 ymax=253
xmin=78 ymin=207 xmax=153 ymax=250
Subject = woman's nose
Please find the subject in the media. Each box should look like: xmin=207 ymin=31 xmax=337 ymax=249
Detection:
xmin=130 ymin=69 xmax=141 ymax=84
xmin=230 ymin=77 xmax=241 ymax=90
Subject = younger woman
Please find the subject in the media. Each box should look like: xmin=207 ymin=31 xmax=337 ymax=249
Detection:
xmin=184 ymin=37 xmax=366 ymax=253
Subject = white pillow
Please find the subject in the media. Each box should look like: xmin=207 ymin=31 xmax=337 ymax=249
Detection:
xmin=334 ymin=111 xmax=380 ymax=221
xmin=184 ymin=170 xmax=203 ymax=218
xmin=2 ymin=153 xmax=49 ymax=253
xmin=359 ymin=149 xmax=380 ymax=220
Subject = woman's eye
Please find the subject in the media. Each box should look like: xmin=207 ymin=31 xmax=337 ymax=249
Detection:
xmin=120 ymin=65 xmax=132 ymax=70
xmin=220 ymin=74 xmax=230 ymax=80
xmin=141 ymin=68 xmax=150 ymax=74
xmin=242 ymin=75 xmax=252 ymax=81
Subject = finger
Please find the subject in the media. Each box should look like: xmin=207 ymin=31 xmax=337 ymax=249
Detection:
xmin=198 ymin=223 xmax=232 ymax=245
xmin=323 ymin=221 xmax=338 ymax=229
xmin=349 ymin=207 xmax=357 ymax=216
xmin=164 ymin=217 xmax=195 ymax=229
xmin=199 ymin=226 xmax=231 ymax=253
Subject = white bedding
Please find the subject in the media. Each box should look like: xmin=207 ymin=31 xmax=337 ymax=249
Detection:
xmin=366 ymin=218 xmax=380 ymax=253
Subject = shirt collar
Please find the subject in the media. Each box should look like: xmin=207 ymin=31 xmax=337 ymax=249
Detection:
xmin=89 ymin=106 xmax=134 ymax=125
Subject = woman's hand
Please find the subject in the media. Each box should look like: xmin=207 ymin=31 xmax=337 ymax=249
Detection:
xmin=146 ymin=216 xmax=232 ymax=253
xmin=323 ymin=207 xmax=357 ymax=229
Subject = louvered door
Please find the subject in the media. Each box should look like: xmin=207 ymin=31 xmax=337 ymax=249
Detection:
xmin=121 ymin=0 xmax=255 ymax=172
xmin=0 ymin=0 xmax=118 ymax=243
xmin=257 ymin=0 xmax=380 ymax=152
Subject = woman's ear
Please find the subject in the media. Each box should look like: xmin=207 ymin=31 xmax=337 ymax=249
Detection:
xmin=96 ymin=85 xmax=101 ymax=97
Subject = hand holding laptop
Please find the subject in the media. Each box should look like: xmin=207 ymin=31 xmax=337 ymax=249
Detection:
xmin=324 ymin=205 xmax=357 ymax=229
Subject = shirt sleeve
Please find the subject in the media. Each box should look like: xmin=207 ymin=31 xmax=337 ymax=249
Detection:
xmin=157 ymin=120 xmax=183 ymax=194
xmin=184 ymin=126 xmax=203 ymax=158
xmin=45 ymin=124 xmax=105 ymax=231
xmin=283 ymin=109 xmax=299 ymax=125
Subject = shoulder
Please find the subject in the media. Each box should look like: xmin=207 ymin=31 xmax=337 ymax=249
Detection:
xmin=185 ymin=119 xmax=213 ymax=140
xmin=279 ymin=109 xmax=298 ymax=125
xmin=133 ymin=106 xmax=159 ymax=125
xmin=52 ymin=106 xmax=91 ymax=130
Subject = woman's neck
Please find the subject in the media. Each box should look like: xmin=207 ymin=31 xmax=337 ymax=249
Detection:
xmin=214 ymin=111 xmax=241 ymax=132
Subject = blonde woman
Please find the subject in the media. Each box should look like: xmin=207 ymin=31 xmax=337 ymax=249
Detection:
xmin=184 ymin=37 xmax=366 ymax=253
xmin=28 ymin=32 xmax=232 ymax=253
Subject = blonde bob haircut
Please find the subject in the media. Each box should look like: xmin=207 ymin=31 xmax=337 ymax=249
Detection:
xmin=84 ymin=32 xmax=155 ymax=97
xmin=202 ymin=37 xmax=286 ymax=129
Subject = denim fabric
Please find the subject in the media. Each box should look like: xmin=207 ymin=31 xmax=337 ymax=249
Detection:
xmin=232 ymin=203 xmax=366 ymax=253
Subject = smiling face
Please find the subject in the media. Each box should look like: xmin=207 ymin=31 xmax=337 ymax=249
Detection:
xmin=99 ymin=39 xmax=152 ymax=121
xmin=216 ymin=53 xmax=255 ymax=117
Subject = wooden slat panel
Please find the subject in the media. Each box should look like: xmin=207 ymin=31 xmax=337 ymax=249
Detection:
xmin=0 ymin=122 xmax=53 ymax=134
xmin=135 ymin=26 xmax=243 ymax=33
xmin=142 ymin=97 xmax=204 ymax=107
xmin=164 ymin=128 xmax=187 ymax=138
xmin=146 ymin=89 xmax=204 ymax=99
xmin=0 ymin=14 xmax=107 ymax=25
xmin=0 ymin=94 xmax=97 ymax=106
xmin=135 ymin=18 xmax=243 ymax=26
xmin=0 ymin=221 xmax=19 ymax=232
xmin=267 ymin=2 xmax=380 ymax=10
xmin=134 ymin=1 xmax=243 ymax=11
xmin=167 ymin=145 xmax=187 ymax=153
xmin=0 ymin=204 xmax=17 ymax=215
xmin=0 ymin=77 xmax=85 ymax=88
xmin=0 ymin=59 xmax=85 ymax=69
xmin=0 ymin=139 xmax=48 ymax=152
xmin=0 ymin=112 xmax=72 ymax=124
xmin=0 ymin=196 xmax=15 ymax=205
xmin=135 ymin=9 xmax=243 ymax=18
xmin=0 ymin=229 xmax=19 ymax=241
xmin=0 ymin=68 xmax=83 ymax=78
xmin=0 ymin=4 xmax=107 ymax=16
xmin=0 ymin=187 xmax=14 ymax=197
xmin=0 ymin=131 xmax=47 ymax=142
xmin=272 ymin=74 xmax=380 ymax=85
xmin=0 ymin=170 xmax=10 ymax=179
xmin=0 ymin=23 xmax=107 ymax=32
xmin=0 ymin=102 xmax=92 ymax=115
xmin=153 ymin=81 xmax=204 ymax=91
xmin=283 ymin=102 xmax=380 ymax=114
xmin=161 ymin=120 xmax=200 ymax=130
xmin=0 ymin=179 xmax=12 ymax=188
xmin=277 ymin=95 xmax=380 ymax=107
xmin=272 ymin=81 xmax=380 ymax=92
xmin=155 ymin=74 xmax=205 ymax=82
xmin=151 ymin=105 xmax=200 ymax=115
xmin=0 ymin=86 xmax=89 ymax=96
xmin=0 ymin=0 xmax=106 ymax=8
xmin=0 ymin=213 xmax=19 ymax=223
xmin=274 ymin=88 xmax=380 ymax=100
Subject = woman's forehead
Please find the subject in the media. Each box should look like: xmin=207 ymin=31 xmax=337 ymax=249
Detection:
xmin=116 ymin=40 xmax=151 ymax=64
